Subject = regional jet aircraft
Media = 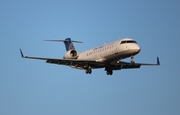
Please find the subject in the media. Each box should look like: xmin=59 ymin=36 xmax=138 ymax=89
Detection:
xmin=20 ymin=38 xmax=160 ymax=75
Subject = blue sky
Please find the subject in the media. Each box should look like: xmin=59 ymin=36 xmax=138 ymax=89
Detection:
xmin=0 ymin=0 xmax=180 ymax=115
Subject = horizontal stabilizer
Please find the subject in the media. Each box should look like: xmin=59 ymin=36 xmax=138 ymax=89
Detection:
xmin=43 ymin=40 xmax=83 ymax=43
xmin=44 ymin=38 xmax=83 ymax=51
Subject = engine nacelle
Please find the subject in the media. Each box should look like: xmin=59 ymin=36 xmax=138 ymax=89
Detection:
xmin=63 ymin=50 xmax=79 ymax=59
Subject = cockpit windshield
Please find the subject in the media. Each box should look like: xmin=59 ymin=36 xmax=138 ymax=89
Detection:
xmin=120 ymin=40 xmax=137 ymax=44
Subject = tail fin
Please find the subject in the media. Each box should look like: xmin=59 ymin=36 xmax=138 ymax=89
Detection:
xmin=44 ymin=38 xmax=83 ymax=51
xmin=64 ymin=38 xmax=75 ymax=51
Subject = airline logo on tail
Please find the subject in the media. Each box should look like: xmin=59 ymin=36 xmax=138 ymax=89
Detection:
xmin=69 ymin=43 xmax=75 ymax=50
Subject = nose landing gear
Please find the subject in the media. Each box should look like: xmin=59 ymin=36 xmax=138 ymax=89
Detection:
xmin=130 ymin=56 xmax=135 ymax=65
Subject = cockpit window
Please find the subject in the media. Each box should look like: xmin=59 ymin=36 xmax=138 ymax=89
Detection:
xmin=121 ymin=41 xmax=126 ymax=44
xmin=120 ymin=40 xmax=137 ymax=44
xmin=127 ymin=41 xmax=137 ymax=43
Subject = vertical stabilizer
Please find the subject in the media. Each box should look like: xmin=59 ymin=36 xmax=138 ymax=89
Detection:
xmin=64 ymin=38 xmax=75 ymax=51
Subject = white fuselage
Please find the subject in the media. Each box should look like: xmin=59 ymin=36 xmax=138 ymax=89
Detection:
xmin=77 ymin=38 xmax=141 ymax=63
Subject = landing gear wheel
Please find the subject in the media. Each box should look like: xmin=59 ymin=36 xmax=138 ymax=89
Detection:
xmin=85 ymin=69 xmax=89 ymax=74
xmin=85 ymin=66 xmax=92 ymax=74
xmin=106 ymin=70 xmax=113 ymax=75
xmin=106 ymin=71 xmax=109 ymax=75
xmin=89 ymin=68 xmax=92 ymax=74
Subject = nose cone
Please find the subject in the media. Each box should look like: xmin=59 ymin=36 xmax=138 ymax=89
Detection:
xmin=125 ymin=43 xmax=141 ymax=55
xmin=131 ymin=44 xmax=141 ymax=55
xmin=136 ymin=45 xmax=141 ymax=53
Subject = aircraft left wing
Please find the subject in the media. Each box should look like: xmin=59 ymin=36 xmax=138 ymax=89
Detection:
xmin=119 ymin=57 xmax=160 ymax=66
xmin=111 ymin=57 xmax=160 ymax=70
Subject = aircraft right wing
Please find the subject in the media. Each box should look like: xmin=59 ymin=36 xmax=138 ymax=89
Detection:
xmin=20 ymin=49 xmax=104 ymax=68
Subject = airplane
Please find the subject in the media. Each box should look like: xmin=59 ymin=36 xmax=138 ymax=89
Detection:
xmin=20 ymin=38 xmax=160 ymax=75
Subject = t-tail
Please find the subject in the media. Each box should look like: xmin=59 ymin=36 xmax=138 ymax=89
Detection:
xmin=44 ymin=38 xmax=83 ymax=51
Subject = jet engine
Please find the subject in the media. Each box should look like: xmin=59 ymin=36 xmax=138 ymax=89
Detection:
xmin=63 ymin=50 xmax=78 ymax=59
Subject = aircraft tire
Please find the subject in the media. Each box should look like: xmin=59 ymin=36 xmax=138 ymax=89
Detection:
xmin=106 ymin=70 xmax=113 ymax=75
xmin=85 ymin=67 xmax=92 ymax=74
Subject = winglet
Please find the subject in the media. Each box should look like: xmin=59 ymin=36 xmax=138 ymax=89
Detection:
xmin=20 ymin=49 xmax=24 ymax=58
xmin=157 ymin=57 xmax=160 ymax=65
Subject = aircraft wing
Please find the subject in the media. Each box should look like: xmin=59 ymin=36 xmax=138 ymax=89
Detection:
xmin=111 ymin=57 xmax=160 ymax=70
xmin=19 ymin=49 xmax=102 ymax=68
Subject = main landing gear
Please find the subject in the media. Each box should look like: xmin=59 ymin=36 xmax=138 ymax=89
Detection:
xmin=106 ymin=69 xmax=113 ymax=75
xmin=85 ymin=66 xmax=92 ymax=74
xmin=85 ymin=66 xmax=113 ymax=75
xmin=105 ymin=67 xmax=113 ymax=75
